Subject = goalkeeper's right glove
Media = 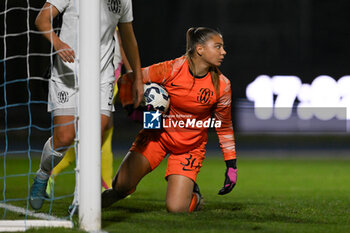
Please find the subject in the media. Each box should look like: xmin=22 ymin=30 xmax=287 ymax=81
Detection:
xmin=124 ymin=104 xmax=154 ymax=122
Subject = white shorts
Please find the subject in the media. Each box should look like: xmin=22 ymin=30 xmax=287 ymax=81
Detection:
xmin=48 ymin=79 xmax=115 ymax=117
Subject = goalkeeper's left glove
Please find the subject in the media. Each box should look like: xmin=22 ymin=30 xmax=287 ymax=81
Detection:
xmin=218 ymin=159 xmax=237 ymax=195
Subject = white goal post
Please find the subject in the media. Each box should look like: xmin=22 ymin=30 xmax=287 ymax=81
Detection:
xmin=0 ymin=0 xmax=101 ymax=231
xmin=78 ymin=0 xmax=101 ymax=231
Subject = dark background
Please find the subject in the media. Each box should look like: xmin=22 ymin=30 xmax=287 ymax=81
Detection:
xmin=132 ymin=0 xmax=350 ymax=98
xmin=1 ymin=0 xmax=350 ymax=152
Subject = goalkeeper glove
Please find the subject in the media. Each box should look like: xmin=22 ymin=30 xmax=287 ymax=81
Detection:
xmin=218 ymin=159 xmax=237 ymax=195
xmin=124 ymin=104 xmax=154 ymax=122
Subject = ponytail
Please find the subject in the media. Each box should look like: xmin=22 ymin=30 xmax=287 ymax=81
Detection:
xmin=185 ymin=27 xmax=222 ymax=96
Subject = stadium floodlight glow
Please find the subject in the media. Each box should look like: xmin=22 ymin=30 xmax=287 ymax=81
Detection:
xmin=246 ymin=75 xmax=350 ymax=121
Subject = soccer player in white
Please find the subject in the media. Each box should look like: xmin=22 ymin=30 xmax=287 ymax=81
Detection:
xmin=30 ymin=0 xmax=143 ymax=210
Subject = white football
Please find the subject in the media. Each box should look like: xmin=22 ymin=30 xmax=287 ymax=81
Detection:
xmin=143 ymin=83 xmax=170 ymax=113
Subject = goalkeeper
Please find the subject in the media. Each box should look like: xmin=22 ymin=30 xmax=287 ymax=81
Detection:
xmin=102 ymin=27 xmax=238 ymax=213
xmin=45 ymin=28 xmax=133 ymax=198
xmin=29 ymin=0 xmax=143 ymax=211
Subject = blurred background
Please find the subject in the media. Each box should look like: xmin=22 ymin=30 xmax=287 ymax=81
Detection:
xmin=1 ymin=0 xmax=350 ymax=155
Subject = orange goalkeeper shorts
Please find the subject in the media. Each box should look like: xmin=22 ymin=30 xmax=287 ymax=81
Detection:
xmin=130 ymin=130 xmax=206 ymax=182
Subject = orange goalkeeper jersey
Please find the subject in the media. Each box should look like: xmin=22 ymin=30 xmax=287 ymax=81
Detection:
xmin=142 ymin=56 xmax=236 ymax=161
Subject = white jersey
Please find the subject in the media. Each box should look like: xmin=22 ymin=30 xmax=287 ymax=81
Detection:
xmin=48 ymin=0 xmax=133 ymax=84
xmin=113 ymin=29 xmax=122 ymax=68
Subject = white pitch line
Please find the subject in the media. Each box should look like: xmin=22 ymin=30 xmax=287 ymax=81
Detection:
xmin=0 ymin=203 xmax=64 ymax=221
xmin=0 ymin=220 xmax=73 ymax=232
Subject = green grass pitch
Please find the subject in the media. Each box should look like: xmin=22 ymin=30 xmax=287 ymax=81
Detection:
xmin=1 ymin=153 xmax=350 ymax=233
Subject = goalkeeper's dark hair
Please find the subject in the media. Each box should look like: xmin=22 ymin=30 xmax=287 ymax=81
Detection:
xmin=185 ymin=27 xmax=222 ymax=96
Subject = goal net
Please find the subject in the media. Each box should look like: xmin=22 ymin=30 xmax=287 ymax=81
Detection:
xmin=0 ymin=0 xmax=100 ymax=231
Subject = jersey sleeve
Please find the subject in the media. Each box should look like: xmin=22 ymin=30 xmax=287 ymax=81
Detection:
xmin=119 ymin=0 xmax=133 ymax=23
xmin=47 ymin=0 xmax=69 ymax=13
xmin=142 ymin=58 xmax=179 ymax=84
xmin=214 ymin=78 xmax=237 ymax=161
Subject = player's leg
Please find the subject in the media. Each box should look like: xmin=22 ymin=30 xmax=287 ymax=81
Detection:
xmin=115 ymin=150 xmax=152 ymax=196
xmin=164 ymin=142 xmax=206 ymax=213
xmin=166 ymin=175 xmax=195 ymax=212
xmin=48 ymin=102 xmax=113 ymax=195
xmin=101 ymin=78 xmax=119 ymax=189
xmin=49 ymin=111 xmax=113 ymax=199
xmin=31 ymin=77 xmax=79 ymax=210
xmin=101 ymin=150 xmax=152 ymax=207
xmin=46 ymin=146 xmax=76 ymax=197
xmin=30 ymin=115 xmax=76 ymax=210
xmin=101 ymin=115 xmax=114 ymax=190
xmin=52 ymin=147 xmax=76 ymax=176
xmin=101 ymin=73 xmax=120 ymax=190
xmin=38 ymin=115 xmax=75 ymax=179
xmin=52 ymin=118 xmax=113 ymax=201
xmin=52 ymin=115 xmax=76 ymax=151
xmin=166 ymin=175 xmax=203 ymax=213
xmin=102 ymin=132 xmax=167 ymax=208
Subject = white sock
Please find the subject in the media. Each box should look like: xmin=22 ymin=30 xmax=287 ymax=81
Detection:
xmin=37 ymin=137 xmax=64 ymax=179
